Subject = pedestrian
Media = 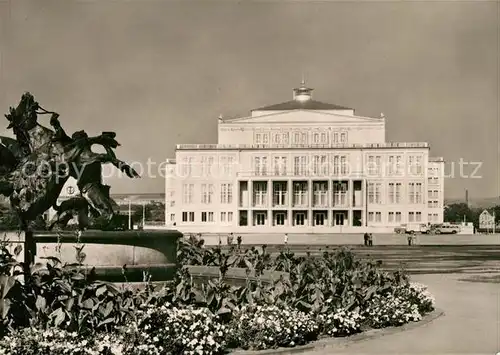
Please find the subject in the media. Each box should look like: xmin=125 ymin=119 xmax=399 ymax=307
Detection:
xmin=227 ymin=233 xmax=234 ymax=246
xmin=368 ymin=233 xmax=373 ymax=246
xmin=237 ymin=235 xmax=242 ymax=246
xmin=407 ymin=233 xmax=412 ymax=246
xmin=284 ymin=233 xmax=288 ymax=245
xmin=218 ymin=234 xmax=221 ymax=246
xmin=363 ymin=232 xmax=369 ymax=246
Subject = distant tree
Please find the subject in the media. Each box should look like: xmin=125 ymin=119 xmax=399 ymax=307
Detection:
xmin=444 ymin=203 xmax=481 ymax=227
xmin=492 ymin=205 xmax=500 ymax=224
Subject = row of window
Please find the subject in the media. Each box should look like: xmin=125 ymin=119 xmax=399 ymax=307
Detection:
xmin=181 ymin=183 xmax=233 ymax=204
xmin=368 ymin=211 xmax=440 ymax=223
xmin=253 ymin=154 xmax=427 ymax=177
xmin=180 ymin=156 xmax=235 ymax=176
xmin=255 ymin=130 xmax=348 ymax=146
xmin=176 ymin=210 xmax=441 ymax=225
xmin=180 ymin=211 xmax=234 ymax=223
xmin=178 ymin=182 xmax=439 ymax=206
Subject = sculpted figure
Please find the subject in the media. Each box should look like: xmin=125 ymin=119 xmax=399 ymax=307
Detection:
xmin=0 ymin=92 xmax=140 ymax=230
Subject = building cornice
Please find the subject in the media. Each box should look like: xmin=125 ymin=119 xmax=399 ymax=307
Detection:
xmin=176 ymin=142 xmax=430 ymax=151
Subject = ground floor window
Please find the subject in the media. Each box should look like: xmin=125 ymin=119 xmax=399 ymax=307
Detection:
xmin=182 ymin=211 xmax=195 ymax=222
xmin=274 ymin=212 xmax=286 ymax=226
xmin=239 ymin=211 xmax=248 ymax=226
xmin=334 ymin=212 xmax=346 ymax=226
xmin=201 ymin=212 xmax=214 ymax=222
xmin=314 ymin=212 xmax=326 ymax=226
xmin=255 ymin=212 xmax=266 ymax=226
xmin=294 ymin=212 xmax=306 ymax=226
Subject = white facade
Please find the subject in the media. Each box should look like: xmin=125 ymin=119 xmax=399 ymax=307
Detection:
xmin=479 ymin=210 xmax=495 ymax=230
xmin=164 ymin=82 xmax=445 ymax=234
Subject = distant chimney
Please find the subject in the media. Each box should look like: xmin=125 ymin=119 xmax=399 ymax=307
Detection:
xmin=465 ymin=189 xmax=469 ymax=207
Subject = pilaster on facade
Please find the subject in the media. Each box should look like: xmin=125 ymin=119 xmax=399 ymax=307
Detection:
xmin=287 ymin=179 xmax=292 ymax=226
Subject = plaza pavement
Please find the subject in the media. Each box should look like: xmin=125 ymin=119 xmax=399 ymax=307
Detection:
xmin=307 ymin=273 xmax=500 ymax=354
xmin=200 ymin=232 xmax=500 ymax=246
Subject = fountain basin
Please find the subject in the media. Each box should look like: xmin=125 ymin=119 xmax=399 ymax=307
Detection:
xmin=1 ymin=229 xmax=182 ymax=282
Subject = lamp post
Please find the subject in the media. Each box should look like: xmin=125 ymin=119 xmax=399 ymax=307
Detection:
xmin=142 ymin=202 xmax=146 ymax=228
xmin=128 ymin=199 xmax=132 ymax=230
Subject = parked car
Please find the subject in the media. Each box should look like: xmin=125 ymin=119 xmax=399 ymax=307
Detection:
xmin=433 ymin=224 xmax=461 ymax=234
xmin=394 ymin=223 xmax=430 ymax=234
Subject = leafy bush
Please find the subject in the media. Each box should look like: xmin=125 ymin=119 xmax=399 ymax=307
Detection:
xmin=405 ymin=282 xmax=436 ymax=314
xmin=228 ymin=305 xmax=319 ymax=350
xmin=0 ymin=327 xmax=124 ymax=355
xmin=122 ymin=304 xmax=229 ymax=355
xmin=317 ymin=307 xmax=365 ymax=337
xmin=363 ymin=292 xmax=422 ymax=328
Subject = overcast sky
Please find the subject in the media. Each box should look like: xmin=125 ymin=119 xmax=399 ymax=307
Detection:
xmin=0 ymin=0 xmax=498 ymax=200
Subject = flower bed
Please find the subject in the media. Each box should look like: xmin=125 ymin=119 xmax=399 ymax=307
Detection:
xmin=0 ymin=237 xmax=436 ymax=354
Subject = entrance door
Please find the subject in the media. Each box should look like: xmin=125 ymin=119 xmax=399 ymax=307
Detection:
xmin=275 ymin=212 xmax=285 ymax=226
xmin=255 ymin=212 xmax=266 ymax=226
xmin=294 ymin=212 xmax=306 ymax=226
xmin=334 ymin=212 xmax=345 ymax=226
xmin=314 ymin=212 xmax=326 ymax=226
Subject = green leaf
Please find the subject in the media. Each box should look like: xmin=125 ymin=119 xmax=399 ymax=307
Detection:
xmin=217 ymin=307 xmax=231 ymax=315
xmin=97 ymin=317 xmax=115 ymax=328
xmin=82 ymin=298 xmax=94 ymax=309
xmin=102 ymin=301 xmax=113 ymax=318
xmin=35 ymin=295 xmax=47 ymax=312
xmin=65 ymin=298 xmax=74 ymax=311
xmin=96 ymin=286 xmax=107 ymax=297
xmin=0 ymin=275 xmax=16 ymax=299
xmin=71 ymin=273 xmax=85 ymax=281
xmin=52 ymin=308 xmax=65 ymax=327
xmin=0 ymin=299 xmax=11 ymax=319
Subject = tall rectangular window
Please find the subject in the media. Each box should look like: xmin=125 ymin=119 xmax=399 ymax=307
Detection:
xmin=395 ymin=183 xmax=402 ymax=203
xmin=293 ymin=182 xmax=308 ymax=206
xmin=367 ymin=182 xmax=382 ymax=204
xmin=294 ymin=156 xmax=308 ymax=176
xmin=182 ymin=184 xmax=194 ymax=204
xmin=313 ymin=182 xmax=328 ymax=207
xmin=312 ymin=155 xmax=327 ymax=175
xmin=388 ymin=183 xmax=395 ymax=204
xmin=396 ymin=156 xmax=403 ymax=176
xmin=408 ymin=183 xmax=415 ymax=204
xmin=254 ymin=156 xmax=268 ymax=176
xmin=274 ymin=156 xmax=287 ymax=176
xmin=253 ymin=182 xmax=268 ymax=207
xmin=220 ymin=183 xmax=233 ymax=204
xmin=415 ymin=183 xmax=423 ymax=203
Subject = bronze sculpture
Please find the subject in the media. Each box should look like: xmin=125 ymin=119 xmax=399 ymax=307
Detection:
xmin=0 ymin=92 xmax=140 ymax=231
